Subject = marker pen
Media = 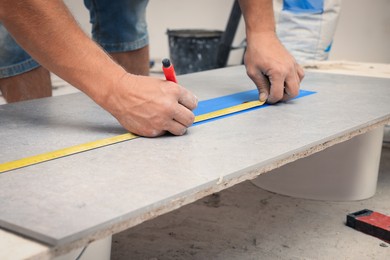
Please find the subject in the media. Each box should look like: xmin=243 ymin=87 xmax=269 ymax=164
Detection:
xmin=162 ymin=58 xmax=178 ymax=83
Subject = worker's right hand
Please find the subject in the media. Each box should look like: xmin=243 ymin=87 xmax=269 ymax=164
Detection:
xmin=102 ymin=73 xmax=198 ymax=137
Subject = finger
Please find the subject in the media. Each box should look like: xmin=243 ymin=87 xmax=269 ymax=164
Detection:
xmin=178 ymin=86 xmax=198 ymax=111
xmin=166 ymin=119 xmax=189 ymax=136
xmin=282 ymin=72 xmax=300 ymax=101
xmin=122 ymin=119 xmax=166 ymax=138
xmin=247 ymin=70 xmax=271 ymax=102
xmin=282 ymin=63 xmax=304 ymax=102
xmin=296 ymin=63 xmax=305 ymax=82
xmin=268 ymin=75 xmax=285 ymax=104
xmin=172 ymin=104 xmax=195 ymax=128
xmin=145 ymin=129 xmax=166 ymax=138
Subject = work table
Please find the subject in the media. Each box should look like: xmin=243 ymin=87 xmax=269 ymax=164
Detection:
xmin=0 ymin=63 xmax=389 ymax=259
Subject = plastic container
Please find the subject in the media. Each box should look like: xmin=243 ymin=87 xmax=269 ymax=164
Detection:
xmin=167 ymin=29 xmax=223 ymax=75
xmin=54 ymin=236 xmax=111 ymax=260
xmin=251 ymin=126 xmax=384 ymax=201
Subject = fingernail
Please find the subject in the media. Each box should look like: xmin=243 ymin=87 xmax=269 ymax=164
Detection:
xmin=259 ymin=93 xmax=268 ymax=102
xmin=266 ymin=95 xmax=276 ymax=104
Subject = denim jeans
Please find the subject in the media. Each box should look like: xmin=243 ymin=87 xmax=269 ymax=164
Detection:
xmin=0 ymin=0 xmax=149 ymax=78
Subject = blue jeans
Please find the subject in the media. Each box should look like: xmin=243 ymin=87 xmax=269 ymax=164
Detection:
xmin=0 ymin=0 xmax=149 ymax=78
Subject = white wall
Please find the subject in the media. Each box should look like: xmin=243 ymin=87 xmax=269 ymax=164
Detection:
xmin=329 ymin=0 xmax=390 ymax=63
xmin=65 ymin=0 xmax=389 ymax=64
xmin=64 ymin=1 xmax=90 ymax=34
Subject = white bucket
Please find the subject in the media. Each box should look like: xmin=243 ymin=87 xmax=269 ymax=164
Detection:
xmin=251 ymin=126 xmax=384 ymax=201
xmin=54 ymin=235 xmax=111 ymax=260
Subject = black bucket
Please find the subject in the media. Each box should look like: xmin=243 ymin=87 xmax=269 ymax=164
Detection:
xmin=167 ymin=29 xmax=223 ymax=75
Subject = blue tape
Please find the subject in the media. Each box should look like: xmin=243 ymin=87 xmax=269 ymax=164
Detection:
xmin=193 ymin=89 xmax=316 ymax=126
xmin=283 ymin=0 xmax=324 ymax=14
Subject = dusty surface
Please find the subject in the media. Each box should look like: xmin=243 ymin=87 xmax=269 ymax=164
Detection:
xmin=302 ymin=61 xmax=390 ymax=78
xmin=111 ymin=144 xmax=390 ymax=260
xmin=1 ymin=62 xmax=389 ymax=259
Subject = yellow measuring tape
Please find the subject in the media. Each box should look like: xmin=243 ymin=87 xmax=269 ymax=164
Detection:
xmin=0 ymin=100 xmax=264 ymax=173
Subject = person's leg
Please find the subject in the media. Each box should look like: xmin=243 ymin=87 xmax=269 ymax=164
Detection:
xmin=84 ymin=0 xmax=150 ymax=76
xmin=110 ymin=45 xmax=150 ymax=76
xmin=0 ymin=66 xmax=51 ymax=103
xmin=0 ymin=23 xmax=52 ymax=103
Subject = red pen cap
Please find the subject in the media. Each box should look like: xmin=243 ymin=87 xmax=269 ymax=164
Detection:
xmin=162 ymin=58 xmax=178 ymax=83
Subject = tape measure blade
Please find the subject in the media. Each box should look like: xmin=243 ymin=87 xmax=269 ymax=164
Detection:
xmin=0 ymin=100 xmax=264 ymax=173
xmin=0 ymin=133 xmax=138 ymax=173
xmin=194 ymin=100 xmax=264 ymax=123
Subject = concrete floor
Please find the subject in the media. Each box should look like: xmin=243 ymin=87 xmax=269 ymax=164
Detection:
xmin=111 ymin=143 xmax=390 ymax=260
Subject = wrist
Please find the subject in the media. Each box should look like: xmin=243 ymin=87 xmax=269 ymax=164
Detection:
xmin=246 ymin=30 xmax=279 ymax=47
xmin=87 ymin=65 xmax=128 ymax=110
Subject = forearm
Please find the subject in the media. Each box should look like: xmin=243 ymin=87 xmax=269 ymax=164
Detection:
xmin=0 ymin=0 xmax=126 ymax=105
xmin=237 ymin=0 xmax=304 ymax=104
xmin=238 ymin=0 xmax=276 ymax=40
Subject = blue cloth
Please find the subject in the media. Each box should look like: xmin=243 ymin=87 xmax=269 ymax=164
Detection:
xmin=276 ymin=0 xmax=340 ymax=63
xmin=0 ymin=0 xmax=149 ymax=78
xmin=283 ymin=0 xmax=324 ymax=14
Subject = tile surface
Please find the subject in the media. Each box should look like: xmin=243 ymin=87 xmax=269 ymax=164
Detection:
xmin=0 ymin=66 xmax=389 ymax=246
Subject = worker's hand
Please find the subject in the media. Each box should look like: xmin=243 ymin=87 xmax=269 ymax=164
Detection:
xmin=102 ymin=73 xmax=198 ymax=137
xmin=244 ymin=31 xmax=305 ymax=104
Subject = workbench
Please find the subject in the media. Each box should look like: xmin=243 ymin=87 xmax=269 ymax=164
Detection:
xmin=1 ymin=64 xmax=389 ymax=259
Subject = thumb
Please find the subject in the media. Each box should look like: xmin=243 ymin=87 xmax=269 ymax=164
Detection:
xmin=249 ymin=72 xmax=271 ymax=102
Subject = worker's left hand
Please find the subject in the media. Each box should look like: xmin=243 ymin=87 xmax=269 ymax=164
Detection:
xmin=243 ymin=31 xmax=305 ymax=104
